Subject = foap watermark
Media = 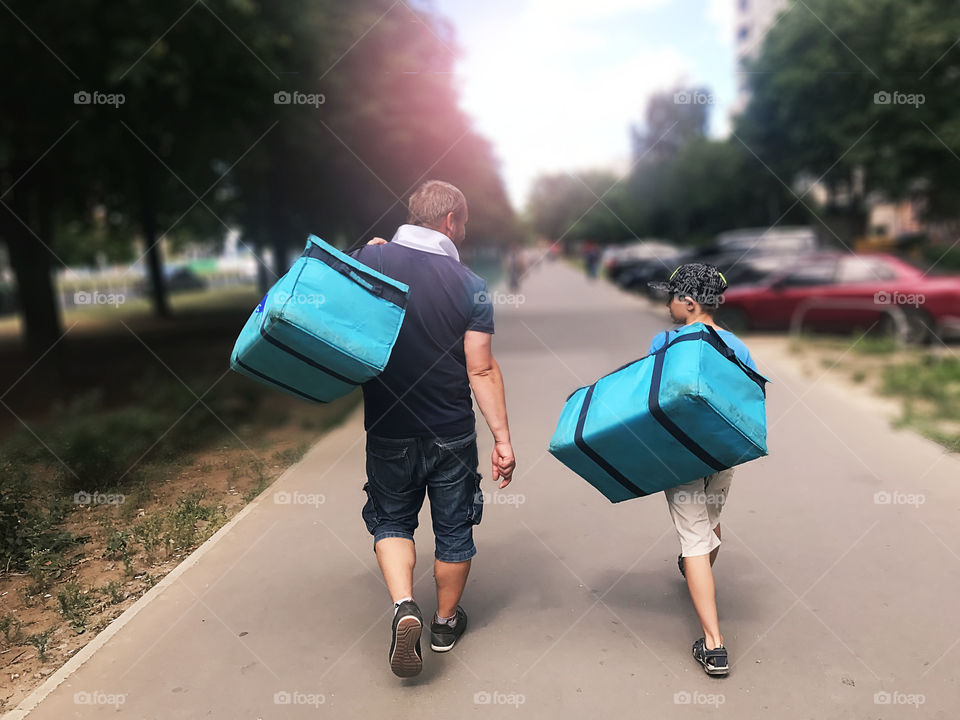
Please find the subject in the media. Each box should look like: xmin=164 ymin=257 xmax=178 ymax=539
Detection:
xmin=274 ymin=490 xmax=326 ymax=508
xmin=874 ymin=690 xmax=925 ymax=708
xmin=74 ymin=491 xmax=125 ymax=506
xmin=74 ymin=90 xmax=125 ymax=108
xmin=674 ymin=490 xmax=727 ymax=507
xmin=275 ymin=290 xmax=326 ymax=308
xmin=674 ymin=690 xmax=725 ymax=707
xmin=475 ymin=489 xmax=525 ymax=507
xmin=474 ymin=690 xmax=526 ymax=708
xmin=874 ymin=490 xmax=925 ymax=508
xmin=874 ymin=90 xmax=925 ymax=109
xmin=671 ymin=292 xmax=725 ymax=307
xmin=874 ymin=290 xmax=925 ymax=308
xmin=274 ymin=91 xmax=326 ymax=108
xmin=74 ymin=290 xmax=125 ymax=307
xmin=74 ymin=691 xmax=126 ymax=708
xmin=274 ymin=690 xmax=326 ymax=707
xmin=475 ymin=290 xmax=525 ymax=307
xmin=674 ymin=91 xmax=715 ymax=105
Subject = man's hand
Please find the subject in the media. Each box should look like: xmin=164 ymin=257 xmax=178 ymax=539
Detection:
xmin=492 ymin=440 xmax=516 ymax=489
xmin=367 ymin=237 xmax=387 ymax=245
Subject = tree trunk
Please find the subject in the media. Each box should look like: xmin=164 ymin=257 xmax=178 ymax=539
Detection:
xmin=1 ymin=211 xmax=64 ymax=362
xmin=138 ymin=166 xmax=170 ymax=318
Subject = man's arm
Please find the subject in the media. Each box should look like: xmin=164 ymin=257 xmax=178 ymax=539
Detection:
xmin=464 ymin=330 xmax=515 ymax=488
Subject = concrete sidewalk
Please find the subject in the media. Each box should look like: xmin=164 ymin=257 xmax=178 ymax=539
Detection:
xmin=9 ymin=259 xmax=959 ymax=719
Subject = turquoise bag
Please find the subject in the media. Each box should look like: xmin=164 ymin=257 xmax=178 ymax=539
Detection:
xmin=548 ymin=323 xmax=769 ymax=502
xmin=230 ymin=236 xmax=409 ymax=403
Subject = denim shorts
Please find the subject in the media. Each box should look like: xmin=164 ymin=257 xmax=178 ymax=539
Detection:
xmin=362 ymin=430 xmax=483 ymax=563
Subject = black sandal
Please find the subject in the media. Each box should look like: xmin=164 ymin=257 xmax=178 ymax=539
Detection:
xmin=692 ymin=637 xmax=729 ymax=676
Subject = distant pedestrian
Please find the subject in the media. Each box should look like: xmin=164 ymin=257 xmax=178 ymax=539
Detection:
xmin=506 ymin=248 xmax=525 ymax=293
xmin=583 ymin=241 xmax=601 ymax=279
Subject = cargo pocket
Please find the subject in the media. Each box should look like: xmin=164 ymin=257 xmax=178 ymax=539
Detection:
xmin=361 ymin=482 xmax=380 ymax=534
xmin=467 ymin=472 xmax=484 ymax=526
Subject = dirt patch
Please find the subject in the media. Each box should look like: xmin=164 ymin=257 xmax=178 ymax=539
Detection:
xmin=0 ymin=391 xmax=358 ymax=712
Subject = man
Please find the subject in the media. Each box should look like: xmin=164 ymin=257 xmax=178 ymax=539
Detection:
xmin=647 ymin=263 xmax=759 ymax=677
xmin=353 ymin=180 xmax=516 ymax=678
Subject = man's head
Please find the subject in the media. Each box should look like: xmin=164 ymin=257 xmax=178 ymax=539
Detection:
xmin=648 ymin=263 xmax=728 ymax=324
xmin=407 ymin=180 xmax=468 ymax=244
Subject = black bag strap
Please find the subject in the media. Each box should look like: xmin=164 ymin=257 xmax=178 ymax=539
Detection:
xmin=564 ymin=326 xmax=768 ymax=401
xmin=304 ymin=242 xmax=406 ymax=309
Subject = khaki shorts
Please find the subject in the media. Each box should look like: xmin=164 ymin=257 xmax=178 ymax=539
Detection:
xmin=664 ymin=469 xmax=734 ymax=558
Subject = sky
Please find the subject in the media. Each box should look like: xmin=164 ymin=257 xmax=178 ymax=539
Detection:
xmin=426 ymin=0 xmax=737 ymax=209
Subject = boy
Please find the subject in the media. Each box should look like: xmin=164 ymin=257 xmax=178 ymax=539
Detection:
xmin=647 ymin=263 xmax=758 ymax=677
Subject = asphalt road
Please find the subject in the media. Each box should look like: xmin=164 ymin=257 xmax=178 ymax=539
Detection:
xmin=9 ymin=259 xmax=960 ymax=719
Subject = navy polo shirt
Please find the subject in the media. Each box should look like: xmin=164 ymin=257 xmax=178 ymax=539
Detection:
xmin=354 ymin=233 xmax=494 ymax=438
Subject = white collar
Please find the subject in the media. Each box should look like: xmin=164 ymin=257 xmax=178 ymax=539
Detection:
xmin=390 ymin=224 xmax=460 ymax=262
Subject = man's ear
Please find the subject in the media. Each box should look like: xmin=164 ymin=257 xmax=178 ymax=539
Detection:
xmin=442 ymin=211 xmax=456 ymax=233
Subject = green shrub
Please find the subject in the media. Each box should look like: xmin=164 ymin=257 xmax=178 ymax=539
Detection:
xmin=58 ymin=582 xmax=94 ymax=632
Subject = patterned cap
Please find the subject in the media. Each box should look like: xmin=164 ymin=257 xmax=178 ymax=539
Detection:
xmin=648 ymin=263 xmax=728 ymax=304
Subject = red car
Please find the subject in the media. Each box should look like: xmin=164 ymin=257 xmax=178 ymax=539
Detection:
xmin=718 ymin=252 xmax=960 ymax=341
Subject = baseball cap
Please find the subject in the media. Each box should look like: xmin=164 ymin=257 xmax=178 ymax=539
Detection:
xmin=648 ymin=263 xmax=728 ymax=304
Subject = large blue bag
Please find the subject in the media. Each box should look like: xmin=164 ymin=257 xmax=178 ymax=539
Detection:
xmin=548 ymin=323 xmax=769 ymax=502
xmin=230 ymin=236 xmax=409 ymax=403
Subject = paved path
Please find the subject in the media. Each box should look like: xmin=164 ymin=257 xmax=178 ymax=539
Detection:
xmin=10 ymin=260 xmax=959 ymax=719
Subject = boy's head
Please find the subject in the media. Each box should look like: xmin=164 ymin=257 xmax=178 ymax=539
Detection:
xmin=649 ymin=263 xmax=728 ymax=324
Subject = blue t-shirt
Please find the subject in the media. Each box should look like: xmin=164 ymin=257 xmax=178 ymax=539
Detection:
xmin=355 ymin=242 xmax=494 ymax=438
xmin=648 ymin=324 xmax=757 ymax=371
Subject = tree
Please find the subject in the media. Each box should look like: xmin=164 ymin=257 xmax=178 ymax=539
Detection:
xmin=1 ymin=0 xmax=521 ymax=358
xmin=527 ymin=171 xmax=622 ymax=249
xmin=736 ymin=0 xmax=960 ymax=236
xmin=631 ymin=86 xmax=711 ymax=168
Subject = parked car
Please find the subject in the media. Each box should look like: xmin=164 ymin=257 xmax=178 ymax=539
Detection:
xmin=135 ymin=266 xmax=208 ymax=296
xmin=706 ymin=226 xmax=819 ymax=258
xmin=716 ymin=252 xmax=960 ymax=342
xmin=619 ymin=247 xmax=693 ymax=293
xmin=604 ymin=240 xmax=677 ymax=282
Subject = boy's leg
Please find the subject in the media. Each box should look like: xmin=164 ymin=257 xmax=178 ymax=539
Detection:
xmin=710 ymin=524 xmax=721 ymax=566
xmin=683 ymin=554 xmax=723 ymax=649
xmin=435 ymin=558 xmax=471 ymax=618
xmin=376 ymin=538 xmax=417 ymax=602
xmin=665 ymin=472 xmax=732 ymax=651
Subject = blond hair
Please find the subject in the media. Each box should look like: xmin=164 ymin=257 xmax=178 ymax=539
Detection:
xmin=407 ymin=180 xmax=466 ymax=228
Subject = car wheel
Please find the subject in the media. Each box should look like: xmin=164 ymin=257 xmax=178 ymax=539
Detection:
xmin=878 ymin=308 xmax=936 ymax=345
xmin=717 ymin=306 xmax=750 ymax=333
xmin=903 ymin=308 xmax=937 ymax=345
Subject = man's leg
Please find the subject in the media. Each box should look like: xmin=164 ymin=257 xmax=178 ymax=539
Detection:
xmin=425 ymin=431 xmax=481 ymax=652
xmin=683 ymin=554 xmax=723 ymax=650
xmin=376 ymin=537 xmax=417 ymax=603
xmin=435 ymin=558 xmax=471 ymax=618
